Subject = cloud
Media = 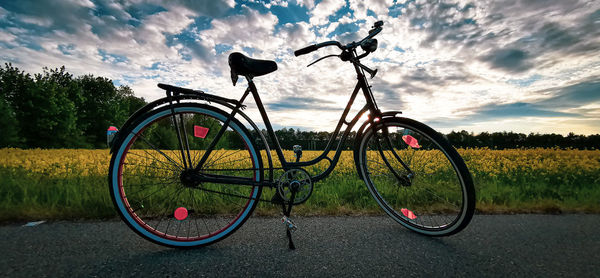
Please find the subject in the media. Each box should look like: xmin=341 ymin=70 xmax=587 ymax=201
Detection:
xmin=537 ymin=80 xmax=600 ymax=108
xmin=475 ymin=102 xmax=579 ymax=118
xmin=480 ymin=48 xmax=532 ymax=73
xmin=267 ymin=96 xmax=337 ymax=111
xmin=198 ymin=6 xmax=279 ymax=52
xmin=1 ymin=1 xmax=93 ymax=32
xmin=162 ymin=0 xmax=235 ymax=16
xmin=1 ymin=0 xmax=599 ymax=134
xmin=309 ymin=0 xmax=346 ymax=26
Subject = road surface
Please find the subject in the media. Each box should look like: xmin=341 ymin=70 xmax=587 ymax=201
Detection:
xmin=1 ymin=215 xmax=599 ymax=277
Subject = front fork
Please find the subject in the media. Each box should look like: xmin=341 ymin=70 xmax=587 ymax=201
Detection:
xmin=370 ymin=116 xmax=415 ymax=186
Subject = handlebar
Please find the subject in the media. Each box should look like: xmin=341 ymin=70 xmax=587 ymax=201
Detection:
xmin=294 ymin=21 xmax=383 ymax=57
xmin=294 ymin=41 xmax=343 ymax=56
xmin=294 ymin=45 xmax=318 ymax=56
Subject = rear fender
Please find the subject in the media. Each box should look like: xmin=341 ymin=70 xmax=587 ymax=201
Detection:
xmin=109 ymin=95 xmax=275 ymax=183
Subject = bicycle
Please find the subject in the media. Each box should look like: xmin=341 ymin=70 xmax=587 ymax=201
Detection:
xmin=107 ymin=21 xmax=475 ymax=249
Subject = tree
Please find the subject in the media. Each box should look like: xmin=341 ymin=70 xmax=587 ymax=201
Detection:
xmin=11 ymin=67 xmax=82 ymax=148
xmin=76 ymin=75 xmax=140 ymax=148
xmin=116 ymin=85 xmax=146 ymax=117
xmin=0 ymin=97 xmax=20 ymax=147
xmin=0 ymin=63 xmax=29 ymax=147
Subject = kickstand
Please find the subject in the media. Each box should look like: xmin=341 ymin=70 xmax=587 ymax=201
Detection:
xmin=281 ymin=190 xmax=297 ymax=250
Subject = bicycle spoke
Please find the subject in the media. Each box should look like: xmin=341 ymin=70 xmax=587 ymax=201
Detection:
xmin=203 ymin=156 xmax=250 ymax=169
xmin=204 ymin=149 xmax=245 ymax=170
xmin=125 ymin=150 xmax=181 ymax=172
xmin=134 ymin=133 xmax=184 ymax=170
xmin=122 ymin=162 xmax=179 ymax=173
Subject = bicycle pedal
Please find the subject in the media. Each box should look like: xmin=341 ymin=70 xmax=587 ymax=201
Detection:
xmin=281 ymin=216 xmax=297 ymax=232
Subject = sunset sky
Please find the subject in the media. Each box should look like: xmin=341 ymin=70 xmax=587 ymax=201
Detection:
xmin=1 ymin=0 xmax=599 ymax=134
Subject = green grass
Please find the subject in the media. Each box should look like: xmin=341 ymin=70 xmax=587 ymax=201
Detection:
xmin=1 ymin=158 xmax=599 ymax=222
xmin=0 ymin=166 xmax=115 ymax=221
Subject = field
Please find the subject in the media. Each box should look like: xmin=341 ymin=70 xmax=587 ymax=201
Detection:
xmin=0 ymin=148 xmax=599 ymax=222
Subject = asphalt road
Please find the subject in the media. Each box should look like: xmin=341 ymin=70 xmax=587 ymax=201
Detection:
xmin=1 ymin=215 xmax=599 ymax=277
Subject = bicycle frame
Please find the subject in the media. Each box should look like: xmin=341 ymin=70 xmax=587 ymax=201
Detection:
xmin=166 ymin=49 xmax=402 ymax=188
xmin=248 ymin=78 xmax=368 ymax=183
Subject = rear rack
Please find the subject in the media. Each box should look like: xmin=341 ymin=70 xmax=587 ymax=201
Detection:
xmin=158 ymin=83 xmax=243 ymax=107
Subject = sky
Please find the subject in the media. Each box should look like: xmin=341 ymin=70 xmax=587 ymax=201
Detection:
xmin=1 ymin=0 xmax=599 ymax=135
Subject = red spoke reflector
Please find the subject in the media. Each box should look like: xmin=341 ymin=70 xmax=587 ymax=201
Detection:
xmin=402 ymin=135 xmax=421 ymax=149
xmin=401 ymin=208 xmax=417 ymax=220
xmin=174 ymin=207 xmax=188 ymax=220
xmin=194 ymin=126 xmax=209 ymax=138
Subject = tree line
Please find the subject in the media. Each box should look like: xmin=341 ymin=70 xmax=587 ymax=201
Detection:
xmin=259 ymin=128 xmax=600 ymax=150
xmin=1 ymin=63 xmax=598 ymax=149
xmin=0 ymin=63 xmax=145 ymax=148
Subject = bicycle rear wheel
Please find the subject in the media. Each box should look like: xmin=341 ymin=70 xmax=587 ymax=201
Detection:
xmin=108 ymin=104 xmax=262 ymax=248
xmin=358 ymin=117 xmax=475 ymax=236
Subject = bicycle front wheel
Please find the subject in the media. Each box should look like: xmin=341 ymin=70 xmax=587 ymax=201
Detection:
xmin=358 ymin=117 xmax=475 ymax=236
xmin=108 ymin=104 xmax=262 ymax=248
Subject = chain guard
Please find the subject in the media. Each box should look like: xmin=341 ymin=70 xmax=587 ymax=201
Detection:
xmin=277 ymin=168 xmax=313 ymax=205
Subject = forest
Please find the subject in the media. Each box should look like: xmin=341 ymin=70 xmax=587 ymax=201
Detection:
xmin=1 ymin=63 xmax=598 ymax=150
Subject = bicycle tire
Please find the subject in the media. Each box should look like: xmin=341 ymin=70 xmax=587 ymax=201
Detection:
xmin=358 ymin=117 xmax=475 ymax=236
xmin=108 ymin=103 xmax=262 ymax=248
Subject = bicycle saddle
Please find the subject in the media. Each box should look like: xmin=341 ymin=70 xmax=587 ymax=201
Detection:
xmin=228 ymin=52 xmax=277 ymax=86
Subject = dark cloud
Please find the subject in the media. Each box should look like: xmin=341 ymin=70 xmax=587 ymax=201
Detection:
xmin=1 ymin=1 xmax=92 ymax=33
xmin=480 ymin=48 xmax=532 ymax=73
xmin=402 ymin=1 xmax=599 ymax=74
xmin=403 ymin=0 xmax=485 ymax=47
xmin=443 ymin=79 xmax=600 ymax=125
xmin=517 ymin=19 xmax=599 ymax=60
xmin=535 ymin=22 xmax=580 ymax=50
xmin=0 ymin=0 xmax=234 ymax=35
xmin=475 ymin=102 xmax=578 ymax=118
xmin=481 ymin=6 xmax=599 ymax=72
xmin=421 ymin=100 xmax=580 ymax=130
xmin=537 ymin=80 xmax=600 ymax=108
xmin=378 ymin=79 xmax=432 ymax=96
xmin=403 ymin=61 xmax=475 ymax=86
xmin=268 ymin=96 xmax=338 ymax=111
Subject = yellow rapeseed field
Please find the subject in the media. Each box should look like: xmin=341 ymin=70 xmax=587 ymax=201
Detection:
xmin=1 ymin=148 xmax=599 ymax=179
xmin=1 ymin=147 xmax=599 ymax=220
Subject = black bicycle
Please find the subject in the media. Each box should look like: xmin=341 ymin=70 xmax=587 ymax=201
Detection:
xmin=108 ymin=21 xmax=475 ymax=249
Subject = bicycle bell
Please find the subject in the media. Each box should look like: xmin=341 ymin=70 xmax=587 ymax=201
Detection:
xmin=361 ymin=39 xmax=378 ymax=53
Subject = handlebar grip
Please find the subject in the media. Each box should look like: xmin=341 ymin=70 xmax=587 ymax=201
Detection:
xmin=294 ymin=44 xmax=318 ymax=56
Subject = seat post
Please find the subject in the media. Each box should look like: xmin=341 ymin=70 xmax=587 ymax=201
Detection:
xmin=245 ymin=76 xmax=289 ymax=169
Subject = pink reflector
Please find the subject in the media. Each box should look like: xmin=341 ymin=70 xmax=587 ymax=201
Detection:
xmin=401 ymin=208 xmax=417 ymax=219
xmin=194 ymin=126 xmax=209 ymax=138
xmin=174 ymin=207 xmax=188 ymax=220
xmin=402 ymin=135 xmax=421 ymax=148
xmin=107 ymin=126 xmax=118 ymax=131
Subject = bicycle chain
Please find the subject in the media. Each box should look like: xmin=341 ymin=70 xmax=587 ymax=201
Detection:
xmin=189 ymin=166 xmax=293 ymax=204
xmin=192 ymin=186 xmax=274 ymax=202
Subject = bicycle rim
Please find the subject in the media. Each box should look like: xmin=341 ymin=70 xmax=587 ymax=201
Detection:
xmin=359 ymin=118 xmax=474 ymax=236
xmin=109 ymin=105 xmax=261 ymax=247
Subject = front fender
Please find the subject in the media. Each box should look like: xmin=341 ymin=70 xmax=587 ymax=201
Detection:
xmin=353 ymin=111 xmax=402 ymax=180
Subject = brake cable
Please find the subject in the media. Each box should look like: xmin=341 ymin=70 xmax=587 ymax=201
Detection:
xmin=306 ymin=54 xmax=340 ymax=67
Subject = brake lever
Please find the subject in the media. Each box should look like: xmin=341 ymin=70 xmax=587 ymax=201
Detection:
xmin=307 ymin=54 xmax=340 ymax=67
